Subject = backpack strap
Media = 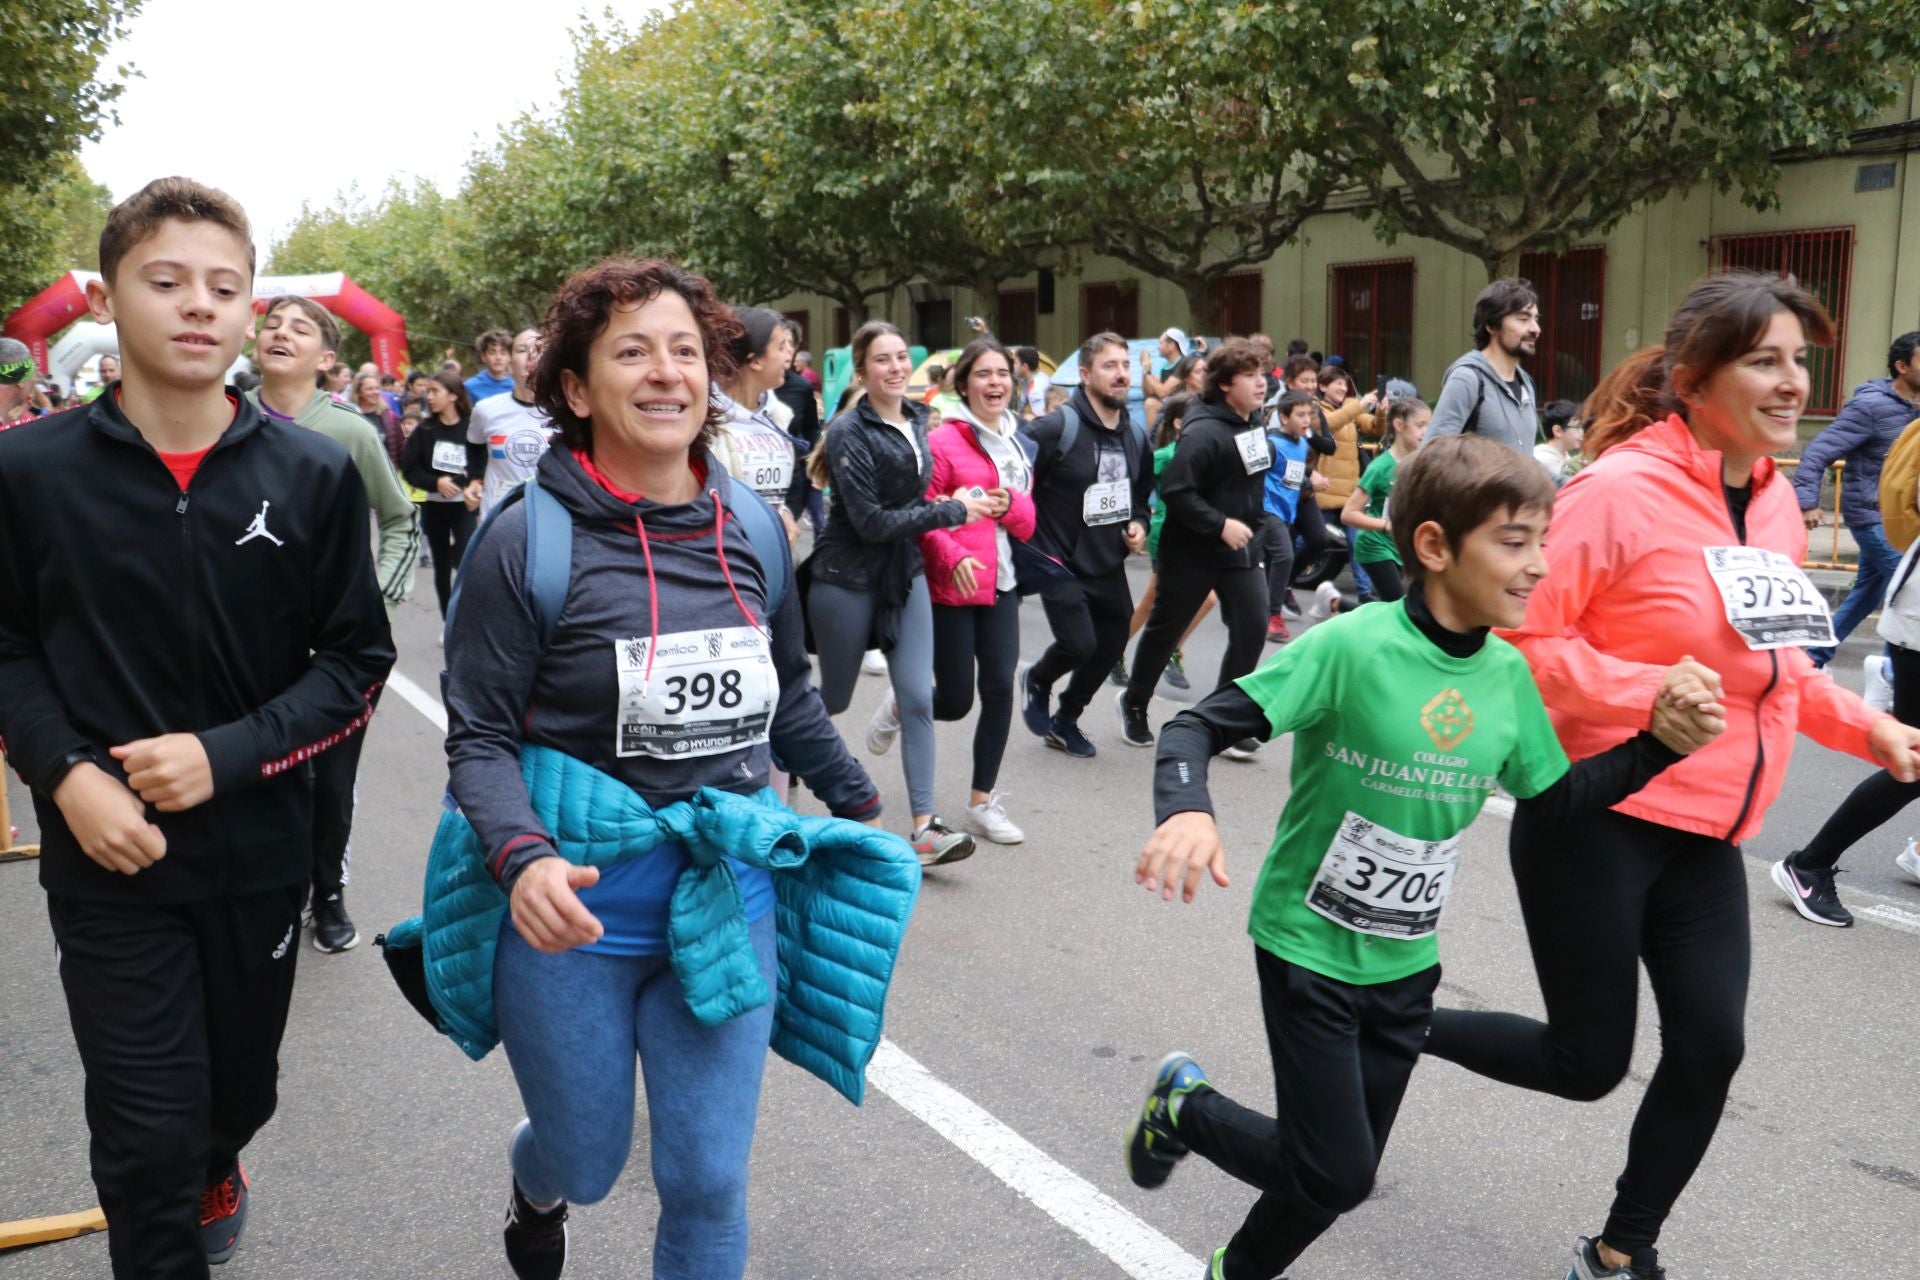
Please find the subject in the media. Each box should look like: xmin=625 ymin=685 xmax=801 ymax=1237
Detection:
xmin=520 ymin=474 xmax=572 ymax=645
xmin=1056 ymin=404 xmax=1148 ymax=475
xmin=1056 ymin=405 xmax=1080 ymax=461
xmin=1461 ymin=373 xmax=1487 ymax=436
xmin=720 ymin=480 xmax=789 ymax=618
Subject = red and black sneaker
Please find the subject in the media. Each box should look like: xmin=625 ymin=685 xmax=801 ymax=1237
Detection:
xmin=199 ymin=1161 xmax=250 ymax=1265
xmin=1265 ymin=613 xmax=1291 ymax=644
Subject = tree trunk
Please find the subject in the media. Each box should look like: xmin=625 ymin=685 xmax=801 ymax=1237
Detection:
xmin=1484 ymin=246 xmax=1524 ymax=281
xmin=1180 ymin=274 xmax=1213 ymax=336
xmin=970 ymin=271 xmax=1001 ymax=337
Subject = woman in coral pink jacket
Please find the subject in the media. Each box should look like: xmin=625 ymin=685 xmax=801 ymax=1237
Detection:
xmin=1424 ymin=273 xmax=1920 ymax=1280
xmin=919 ymin=338 xmax=1037 ymax=845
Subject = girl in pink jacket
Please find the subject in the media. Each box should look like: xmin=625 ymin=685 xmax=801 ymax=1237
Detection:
xmin=919 ymin=339 xmax=1037 ymax=846
xmin=1423 ymin=273 xmax=1920 ymax=1280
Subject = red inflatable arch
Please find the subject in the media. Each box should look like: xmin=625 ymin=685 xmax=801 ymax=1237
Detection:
xmin=3 ymin=270 xmax=411 ymax=375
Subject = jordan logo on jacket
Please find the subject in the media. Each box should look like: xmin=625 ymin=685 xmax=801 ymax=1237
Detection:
xmin=236 ymin=500 xmax=284 ymax=547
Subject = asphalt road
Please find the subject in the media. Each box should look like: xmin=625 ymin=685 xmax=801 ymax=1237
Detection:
xmin=4 ymin=560 xmax=1916 ymax=1279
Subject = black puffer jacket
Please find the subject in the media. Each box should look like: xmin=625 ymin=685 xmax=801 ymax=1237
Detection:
xmin=808 ymin=397 xmax=967 ymax=592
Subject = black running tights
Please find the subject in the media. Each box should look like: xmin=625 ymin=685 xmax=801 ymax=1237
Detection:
xmin=931 ymin=591 xmax=1021 ymax=793
xmin=420 ymin=500 xmax=476 ymax=619
xmin=1424 ymin=807 xmax=1749 ymax=1258
xmin=1798 ymin=643 xmax=1920 ymax=872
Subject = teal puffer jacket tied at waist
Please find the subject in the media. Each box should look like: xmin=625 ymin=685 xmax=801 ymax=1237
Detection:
xmin=383 ymin=744 xmax=920 ymax=1104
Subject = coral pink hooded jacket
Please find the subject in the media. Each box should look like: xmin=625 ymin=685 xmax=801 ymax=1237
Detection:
xmin=919 ymin=414 xmax=1037 ymax=608
xmin=1500 ymin=414 xmax=1887 ymax=843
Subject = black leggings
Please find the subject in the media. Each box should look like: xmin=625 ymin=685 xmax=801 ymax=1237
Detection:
xmin=1291 ymin=498 xmax=1329 ymax=568
xmin=1424 ymin=807 xmax=1749 ymax=1258
xmin=932 ymin=591 xmax=1021 ymax=793
xmin=1124 ymin=561 xmax=1267 ymax=709
xmin=420 ymin=501 xmax=476 ymax=619
xmin=1357 ymin=558 xmax=1404 ymax=602
xmin=1260 ymin=516 xmax=1295 ymax=611
xmin=1798 ymin=644 xmax=1920 ymax=871
xmin=1178 ymin=950 xmax=1438 ymax=1278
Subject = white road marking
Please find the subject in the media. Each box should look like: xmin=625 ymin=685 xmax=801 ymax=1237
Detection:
xmin=1858 ymin=903 xmax=1920 ymax=936
xmin=390 ymin=664 xmax=1203 ymax=1277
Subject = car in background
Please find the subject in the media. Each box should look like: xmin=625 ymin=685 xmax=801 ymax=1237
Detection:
xmin=1047 ymin=336 xmax=1216 ymax=428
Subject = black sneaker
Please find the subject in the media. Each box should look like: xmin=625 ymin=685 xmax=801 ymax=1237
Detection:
xmin=1108 ymin=659 xmax=1128 ymax=688
xmin=1021 ymin=665 xmax=1053 ymax=738
xmin=504 ymin=1179 xmax=569 ymax=1280
xmin=311 ymin=890 xmax=361 ymax=952
xmin=1046 ymin=715 xmax=1097 ymax=758
xmin=1125 ymin=1051 xmax=1209 ymax=1189
xmin=199 ymin=1161 xmax=249 ymax=1265
xmin=1221 ymin=738 xmax=1261 ymax=761
xmin=1117 ymin=691 xmax=1154 ymax=748
xmin=1770 ymin=854 xmax=1853 ymax=927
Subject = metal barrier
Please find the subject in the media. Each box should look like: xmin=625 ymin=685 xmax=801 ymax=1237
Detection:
xmin=1781 ymin=457 xmax=1851 ymax=571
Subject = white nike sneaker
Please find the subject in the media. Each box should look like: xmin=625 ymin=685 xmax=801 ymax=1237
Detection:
xmin=866 ymin=690 xmax=901 ymax=755
xmin=1896 ymin=840 xmax=1920 ymax=885
xmin=1863 ymin=655 xmax=1894 ymax=713
xmin=958 ymin=792 xmax=1025 ymax=844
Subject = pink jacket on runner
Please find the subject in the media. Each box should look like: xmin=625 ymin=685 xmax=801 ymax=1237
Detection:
xmin=1500 ymin=414 xmax=1887 ymax=844
xmin=920 ymin=416 xmax=1036 ymax=608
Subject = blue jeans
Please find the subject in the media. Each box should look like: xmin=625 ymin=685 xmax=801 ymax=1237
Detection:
xmin=495 ymin=911 xmax=777 ymax=1279
xmin=1811 ymin=521 xmax=1900 ymax=665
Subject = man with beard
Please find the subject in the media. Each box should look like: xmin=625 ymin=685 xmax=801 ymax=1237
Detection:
xmin=1020 ymin=332 xmax=1154 ymax=757
xmin=1425 ymin=279 xmax=1541 ymax=456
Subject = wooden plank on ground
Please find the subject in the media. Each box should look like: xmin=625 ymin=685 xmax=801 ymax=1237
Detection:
xmin=0 ymin=1207 xmax=107 ymax=1250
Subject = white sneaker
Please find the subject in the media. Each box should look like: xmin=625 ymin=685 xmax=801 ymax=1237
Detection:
xmin=958 ymin=792 xmax=1025 ymax=844
xmin=866 ymin=690 xmax=901 ymax=755
xmin=1863 ymin=655 xmax=1894 ymax=713
xmin=1896 ymin=840 xmax=1920 ymax=885
xmin=1307 ymin=581 xmax=1341 ymax=619
xmin=862 ymin=649 xmax=888 ymax=676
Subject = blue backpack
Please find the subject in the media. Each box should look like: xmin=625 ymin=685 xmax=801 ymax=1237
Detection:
xmin=442 ymin=471 xmax=789 ymax=676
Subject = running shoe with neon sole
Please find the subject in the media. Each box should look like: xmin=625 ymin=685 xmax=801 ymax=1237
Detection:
xmin=1125 ymin=1051 xmax=1210 ymax=1189
xmin=199 ymin=1161 xmax=249 ymax=1265
xmin=912 ymin=817 xmax=976 ymax=867
xmin=1897 ymin=839 xmax=1920 ymax=884
xmin=1164 ymin=650 xmax=1190 ymax=690
xmin=1109 ymin=659 xmax=1129 ymax=688
xmin=1770 ymin=853 xmax=1853 ymax=927
xmin=1201 ymin=1247 xmax=1227 ymax=1279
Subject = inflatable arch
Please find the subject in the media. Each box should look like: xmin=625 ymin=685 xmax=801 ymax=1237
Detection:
xmin=2 ymin=270 xmax=410 ymax=379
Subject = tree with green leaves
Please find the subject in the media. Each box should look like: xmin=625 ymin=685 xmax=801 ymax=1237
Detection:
xmin=862 ymin=0 xmax=1331 ymax=333
xmin=1240 ymin=0 xmax=1920 ymax=279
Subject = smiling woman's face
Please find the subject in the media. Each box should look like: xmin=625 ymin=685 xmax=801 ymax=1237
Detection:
xmin=1682 ymin=308 xmax=1811 ymax=463
xmin=560 ymin=291 xmax=710 ymax=461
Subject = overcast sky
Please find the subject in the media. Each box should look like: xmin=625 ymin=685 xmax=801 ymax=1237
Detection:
xmin=80 ymin=0 xmax=665 ymax=258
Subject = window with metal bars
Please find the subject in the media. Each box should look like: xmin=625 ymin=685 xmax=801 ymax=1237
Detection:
xmin=1327 ymin=259 xmax=1415 ymax=394
xmin=1519 ymin=247 xmax=1607 ymax=407
xmin=1712 ymin=227 xmax=1854 ymax=416
xmin=1208 ymin=272 xmax=1263 ymax=337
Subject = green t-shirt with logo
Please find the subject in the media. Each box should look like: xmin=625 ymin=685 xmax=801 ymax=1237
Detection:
xmin=1353 ymin=450 xmax=1401 ymax=566
xmin=1235 ymin=601 xmax=1569 ymax=985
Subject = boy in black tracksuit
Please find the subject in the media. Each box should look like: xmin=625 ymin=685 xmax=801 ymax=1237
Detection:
xmin=0 ymin=179 xmax=394 ymax=1277
xmin=1020 ymin=371 xmax=1156 ymax=752
xmin=1122 ymin=341 xmax=1274 ymax=747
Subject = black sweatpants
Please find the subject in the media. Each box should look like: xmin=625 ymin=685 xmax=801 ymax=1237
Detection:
xmin=1259 ymin=516 xmax=1295 ymax=613
xmin=419 ymin=500 xmax=476 ymax=619
xmin=1799 ymin=643 xmax=1920 ymax=871
xmin=1424 ymin=807 xmax=1750 ymax=1257
xmin=1029 ymin=566 xmax=1133 ymax=721
xmin=1291 ymin=498 xmax=1329 ymax=565
xmin=1177 ymin=949 xmax=1439 ymax=1279
xmin=309 ymin=685 xmax=381 ymax=897
xmin=1125 ymin=561 xmax=1266 ymax=709
xmin=932 ymin=590 xmax=1021 ymax=793
xmin=48 ymin=885 xmax=305 ymax=1279
xmin=1357 ymin=558 xmax=1404 ymax=602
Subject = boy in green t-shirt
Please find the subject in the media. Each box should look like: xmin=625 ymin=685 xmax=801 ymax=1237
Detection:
xmin=1122 ymin=435 xmax=1724 ymax=1280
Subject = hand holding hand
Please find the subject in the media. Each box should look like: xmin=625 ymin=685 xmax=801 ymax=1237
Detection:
xmin=952 ymin=556 xmax=985 ymax=597
xmin=1650 ymin=698 xmax=1725 ymax=754
xmin=1656 ymin=655 xmax=1724 ymax=711
xmin=985 ymin=486 xmax=1011 ymax=518
xmin=436 ymin=476 xmax=461 ymax=500
xmin=510 ymin=858 xmax=605 ymax=953
xmin=111 ymin=734 xmax=214 ymax=812
xmin=1137 ymin=812 xmax=1230 ymax=903
xmin=53 ymin=762 xmax=167 ymax=875
xmin=1219 ymin=517 xmax=1254 ymax=550
xmin=1868 ymin=717 xmax=1920 ymax=783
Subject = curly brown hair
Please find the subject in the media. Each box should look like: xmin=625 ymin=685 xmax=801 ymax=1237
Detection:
xmin=1202 ymin=337 xmax=1265 ymax=403
xmin=530 ymin=258 xmax=744 ymax=452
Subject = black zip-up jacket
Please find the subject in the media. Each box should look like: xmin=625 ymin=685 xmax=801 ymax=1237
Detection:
xmin=809 ymin=397 xmax=966 ymax=592
xmin=402 ymin=414 xmax=484 ymax=496
xmin=1159 ymin=399 xmax=1271 ymax=571
xmin=1021 ymin=387 xmax=1155 ymax=577
xmin=0 ymin=391 xmax=396 ymax=902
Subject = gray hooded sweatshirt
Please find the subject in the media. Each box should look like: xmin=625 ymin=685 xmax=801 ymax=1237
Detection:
xmin=1424 ymin=349 xmax=1539 ymax=457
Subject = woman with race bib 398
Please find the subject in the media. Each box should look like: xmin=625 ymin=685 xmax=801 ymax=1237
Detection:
xmin=1423 ymin=272 xmax=1920 ymax=1280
